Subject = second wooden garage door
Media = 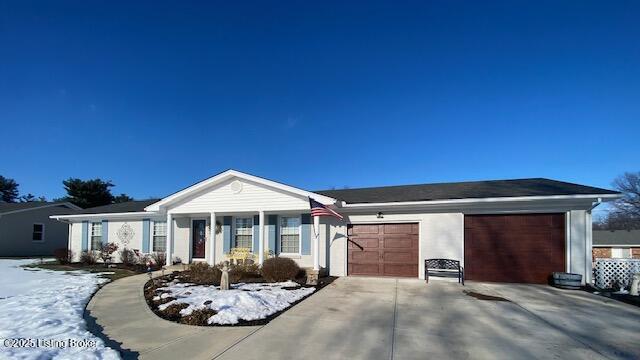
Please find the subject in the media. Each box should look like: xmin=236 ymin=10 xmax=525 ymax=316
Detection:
xmin=347 ymin=223 xmax=419 ymax=277
xmin=464 ymin=213 xmax=565 ymax=284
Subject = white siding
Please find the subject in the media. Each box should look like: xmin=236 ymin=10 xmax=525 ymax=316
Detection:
xmin=168 ymin=178 xmax=310 ymax=213
xmin=69 ymin=222 xmax=83 ymax=262
xmin=106 ymin=220 xmax=143 ymax=253
xmin=568 ymin=210 xmax=589 ymax=284
xmin=173 ymin=217 xmax=191 ymax=264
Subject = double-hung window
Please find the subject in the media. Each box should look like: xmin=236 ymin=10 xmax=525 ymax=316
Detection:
xmin=32 ymin=223 xmax=45 ymax=242
xmin=153 ymin=221 xmax=167 ymax=252
xmin=280 ymin=216 xmax=300 ymax=254
xmin=234 ymin=217 xmax=253 ymax=249
xmin=90 ymin=222 xmax=102 ymax=250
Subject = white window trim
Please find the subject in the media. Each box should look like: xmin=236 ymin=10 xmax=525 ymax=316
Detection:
xmin=278 ymin=215 xmax=302 ymax=256
xmin=90 ymin=222 xmax=102 ymax=250
xmin=151 ymin=220 xmax=167 ymax=253
xmin=32 ymin=223 xmax=45 ymax=242
xmin=232 ymin=216 xmax=254 ymax=251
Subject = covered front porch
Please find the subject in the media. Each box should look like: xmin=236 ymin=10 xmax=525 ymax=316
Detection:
xmin=164 ymin=211 xmax=323 ymax=270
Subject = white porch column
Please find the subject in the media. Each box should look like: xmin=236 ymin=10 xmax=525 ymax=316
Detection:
xmin=166 ymin=213 xmax=173 ymax=267
xmin=209 ymin=212 xmax=216 ymax=265
xmin=313 ymin=215 xmax=320 ymax=271
xmin=258 ymin=211 xmax=265 ymax=264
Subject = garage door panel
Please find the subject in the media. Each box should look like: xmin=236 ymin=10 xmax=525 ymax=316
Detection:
xmin=465 ymin=214 xmax=565 ymax=284
xmin=351 ymin=250 xmax=379 ymax=262
xmin=383 ymin=237 xmax=415 ymax=249
xmin=383 ymin=250 xmax=415 ymax=263
xmin=383 ymin=224 xmax=417 ymax=234
xmin=350 ymin=263 xmax=380 ymax=276
xmin=349 ymin=225 xmax=380 ymax=235
xmin=348 ymin=223 xmax=418 ymax=278
xmin=349 ymin=237 xmax=380 ymax=249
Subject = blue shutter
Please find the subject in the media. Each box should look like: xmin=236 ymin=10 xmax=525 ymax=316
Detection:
xmin=142 ymin=219 xmax=150 ymax=253
xmin=223 ymin=216 xmax=232 ymax=254
xmin=81 ymin=221 xmax=89 ymax=251
xmin=268 ymin=215 xmax=278 ymax=255
xmin=101 ymin=220 xmax=109 ymax=245
xmin=253 ymin=215 xmax=260 ymax=252
xmin=301 ymin=214 xmax=311 ymax=255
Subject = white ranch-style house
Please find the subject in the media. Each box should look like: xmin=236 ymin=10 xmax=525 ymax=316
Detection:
xmin=52 ymin=169 xmax=620 ymax=284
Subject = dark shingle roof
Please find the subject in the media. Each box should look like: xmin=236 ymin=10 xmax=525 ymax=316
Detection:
xmin=316 ymin=178 xmax=618 ymax=204
xmin=0 ymin=202 xmax=77 ymax=214
xmin=593 ymin=230 xmax=640 ymax=246
xmin=74 ymin=199 xmax=160 ymax=214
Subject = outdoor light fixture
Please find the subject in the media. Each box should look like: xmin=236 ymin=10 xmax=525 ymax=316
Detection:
xmin=376 ymin=212 xmax=384 ymax=219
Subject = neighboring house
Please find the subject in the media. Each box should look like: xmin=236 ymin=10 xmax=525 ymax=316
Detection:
xmin=51 ymin=169 xmax=619 ymax=285
xmin=592 ymin=230 xmax=640 ymax=260
xmin=0 ymin=202 xmax=81 ymax=257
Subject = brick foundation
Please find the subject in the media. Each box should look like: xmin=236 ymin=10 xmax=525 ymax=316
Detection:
xmin=592 ymin=247 xmax=612 ymax=261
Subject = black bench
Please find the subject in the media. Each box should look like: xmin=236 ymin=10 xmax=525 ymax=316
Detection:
xmin=425 ymin=259 xmax=464 ymax=285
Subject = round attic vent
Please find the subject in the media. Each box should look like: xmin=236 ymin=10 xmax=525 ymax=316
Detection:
xmin=230 ymin=180 xmax=243 ymax=194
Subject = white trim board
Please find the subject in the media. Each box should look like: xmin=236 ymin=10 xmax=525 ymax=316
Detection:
xmin=340 ymin=193 xmax=620 ymax=208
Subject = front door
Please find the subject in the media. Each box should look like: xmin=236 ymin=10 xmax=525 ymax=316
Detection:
xmin=192 ymin=220 xmax=206 ymax=259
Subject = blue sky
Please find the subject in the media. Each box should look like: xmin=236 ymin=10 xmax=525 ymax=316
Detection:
xmin=1 ymin=1 xmax=638 ymax=208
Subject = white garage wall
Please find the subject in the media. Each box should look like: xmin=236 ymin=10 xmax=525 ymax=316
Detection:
xmin=568 ymin=209 xmax=590 ymax=284
xmin=328 ymin=212 xmax=464 ymax=279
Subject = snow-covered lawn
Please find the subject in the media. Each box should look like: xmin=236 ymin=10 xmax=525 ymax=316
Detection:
xmin=154 ymin=280 xmax=315 ymax=325
xmin=0 ymin=259 xmax=120 ymax=360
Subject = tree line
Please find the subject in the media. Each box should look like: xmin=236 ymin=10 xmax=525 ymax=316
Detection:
xmin=1 ymin=171 xmax=638 ymax=226
xmin=0 ymin=175 xmax=133 ymax=209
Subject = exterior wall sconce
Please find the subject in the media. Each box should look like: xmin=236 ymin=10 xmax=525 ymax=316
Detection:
xmin=376 ymin=212 xmax=384 ymax=219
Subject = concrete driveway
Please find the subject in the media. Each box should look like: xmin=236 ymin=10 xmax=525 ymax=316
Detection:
xmin=216 ymin=277 xmax=640 ymax=360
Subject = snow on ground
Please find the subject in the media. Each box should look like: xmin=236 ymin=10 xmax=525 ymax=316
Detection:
xmin=0 ymin=259 xmax=120 ymax=360
xmin=155 ymin=280 xmax=315 ymax=325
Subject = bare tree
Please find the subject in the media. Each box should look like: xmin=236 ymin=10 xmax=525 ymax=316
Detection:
xmin=597 ymin=172 xmax=640 ymax=230
xmin=612 ymin=172 xmax=640 ymax=218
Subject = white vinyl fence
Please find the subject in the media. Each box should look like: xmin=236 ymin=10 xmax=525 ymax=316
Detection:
xmin=594 ymin=258 xmax=640 ymax=289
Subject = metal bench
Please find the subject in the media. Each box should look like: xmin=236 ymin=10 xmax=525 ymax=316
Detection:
xmin=425 ymin=259 xmax=464 ymax=285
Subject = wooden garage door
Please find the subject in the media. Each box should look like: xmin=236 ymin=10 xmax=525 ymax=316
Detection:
xmin=464 ymin=214 xmax=565 ymax=284
xmin=347 ymin=223 xmax=419 ymax=277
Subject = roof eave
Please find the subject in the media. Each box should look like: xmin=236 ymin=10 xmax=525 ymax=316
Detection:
xmin=339 ymin=193 xmax=621 ymax=209
xmin=51 ymin=211 xmax=161 ymax=221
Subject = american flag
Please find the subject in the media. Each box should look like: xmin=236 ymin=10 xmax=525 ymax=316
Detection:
xmin=309 ymin=197 xmax=344 ymax=220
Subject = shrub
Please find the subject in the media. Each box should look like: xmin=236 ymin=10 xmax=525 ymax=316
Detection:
xmin=162 ymin=303 xmax=189 ymax=321
xmin=151 ymin=252 xmax=166 ymax=267
xmin=120 ymin=248 xmax=137 ymax=267
xmin=53 ymin=248 xmax=73 ymax=264
xmin=229 ymin=262 xmax=261 ymax=283
xmin=261 ymin=257 xmax=301 ymax=282
xmin=99 ymin=242 xmax=119 ymax=264
xmin=188 ymin=262 xmax=221 ymax=285
xmin=80 ymin=250 xmax=98 ymax=265
xmin=181 ymin=308 xmax=217 ymax=326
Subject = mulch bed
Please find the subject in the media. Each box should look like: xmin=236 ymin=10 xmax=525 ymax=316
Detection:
xmin=144 ymin=272 xmax=336 ymax=326
xmin=583 ymin=285 xmax=640 ymax=308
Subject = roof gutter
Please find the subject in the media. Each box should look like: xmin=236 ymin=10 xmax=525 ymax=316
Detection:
xmin=589 ymin=197 xmax=603 ymax=212
xmin=340 ymin=193 xmax=621 ymax=208
xmin=51 ymin=211 xmax=160 ymax=221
